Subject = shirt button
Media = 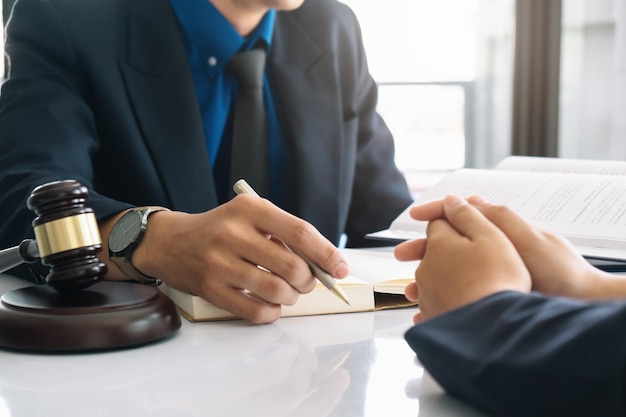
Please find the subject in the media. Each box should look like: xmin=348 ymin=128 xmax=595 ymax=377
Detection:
xmin=208 ymin=56 xmax=217 ymax=66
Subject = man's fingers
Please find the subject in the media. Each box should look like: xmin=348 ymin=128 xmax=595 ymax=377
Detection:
xmin=404 ymin=281 xmax=419 ymax=302
xmin=409 ymin=199 xmax=446 ymax=221
xmin=441 ymin=195 xmax=500 ymax=240
xmin=408 ymin=196 xmax=509 ymax=242
xmin=212 ymin=287 xmax=283 ymax=324
xmin=239 ymin=195 xmax=349 ymax=278
xmin=412 ymin=310 xmax=423 ymax=324
xmin=395 ymin=238 xmax=427 ymax=261
xmin=467 ymin=195 xmax=540 ymax=252
xmin=425 ymin=217 xmax=462 ymax=242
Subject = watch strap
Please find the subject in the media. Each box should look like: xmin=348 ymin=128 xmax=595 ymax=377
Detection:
xmin=111 ymin=254 xmax=161 ymax=286
xmin=110 ymin=206 xmax=169 ymax=285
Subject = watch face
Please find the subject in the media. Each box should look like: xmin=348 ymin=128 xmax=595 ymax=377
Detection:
xmin=108 ymin=210 xmax=143 ymax=253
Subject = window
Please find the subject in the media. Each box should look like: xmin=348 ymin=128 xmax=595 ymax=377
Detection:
xmin=559 ymin=0 xmax=625 ymax=160
xmin=341 ymin=0 xmax=516 ymax=194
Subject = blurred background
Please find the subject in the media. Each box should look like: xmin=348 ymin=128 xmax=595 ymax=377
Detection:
xmin=3 ymin=0 xmax=624 ymax=196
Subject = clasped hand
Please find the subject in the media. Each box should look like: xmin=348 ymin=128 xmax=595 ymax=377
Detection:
xmin=395 ymin=194 xmax=608 ymax=323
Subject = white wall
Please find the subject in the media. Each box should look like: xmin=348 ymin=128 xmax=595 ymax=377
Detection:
xmin=559 ymin=0 xmax=626 ymax=160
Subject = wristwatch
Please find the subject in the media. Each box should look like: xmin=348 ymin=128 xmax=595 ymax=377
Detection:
xmin=108 ymin=206 xmax=169 ymax=285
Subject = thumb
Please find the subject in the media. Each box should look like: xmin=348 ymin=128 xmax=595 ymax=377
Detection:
xmin=467 ymin=195 xmax=539 ymax=253
xmin=442 ymin=194 xmax=500 ymax=240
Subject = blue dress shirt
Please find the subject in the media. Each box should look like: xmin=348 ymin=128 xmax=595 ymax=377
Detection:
xmin=169 ymin=0 xmax=293 ymax=209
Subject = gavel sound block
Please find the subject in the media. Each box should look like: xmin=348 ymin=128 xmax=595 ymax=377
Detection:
xmin=0 ymin=180 xmax=181 ymax=352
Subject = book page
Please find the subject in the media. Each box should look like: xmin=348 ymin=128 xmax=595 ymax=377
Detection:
xmin=496 ymin=156 xmax=626 ymax=176
xmin=372 ymin=157 xmax=626 ymax=241
xmin=340 ymin=248 xmax=417 ymax=294
xmin=388 ymin=169 xmax=626 ymax=253
xmin=162 ymin=281 xmax=376 ymax=322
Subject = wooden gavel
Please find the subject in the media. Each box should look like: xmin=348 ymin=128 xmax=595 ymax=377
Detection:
xmin=0 ymin=179 xmax=107 ymax=291
xmin=0 ymin=180 xmax=181 ymax=352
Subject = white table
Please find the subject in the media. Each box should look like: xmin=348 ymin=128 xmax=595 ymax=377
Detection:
xmin=0 ymin=274 xmax=485 ymax=417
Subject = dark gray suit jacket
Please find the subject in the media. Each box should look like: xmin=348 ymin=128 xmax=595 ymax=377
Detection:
xmin=405 ymin=291 xmax=626 ymax=416
xmin=0 ymin=0 xmax=412 ymax=275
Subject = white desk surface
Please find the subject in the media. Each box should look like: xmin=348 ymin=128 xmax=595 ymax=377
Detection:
xmin=0 ymin=274 xmax=485 ymax=417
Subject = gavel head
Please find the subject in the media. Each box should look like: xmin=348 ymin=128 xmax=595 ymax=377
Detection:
xmin=27 ymin=180 xmax=107 ymax=292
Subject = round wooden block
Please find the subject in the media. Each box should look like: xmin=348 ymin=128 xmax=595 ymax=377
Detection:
xmin=0 ymin=281 xmax=181 ymax=352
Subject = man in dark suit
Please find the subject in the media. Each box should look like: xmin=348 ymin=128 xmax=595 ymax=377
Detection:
xmin=397 ymin=194 xmax=626 ymax=416
xmin=0 ymin=0 xmax=412 ymax=322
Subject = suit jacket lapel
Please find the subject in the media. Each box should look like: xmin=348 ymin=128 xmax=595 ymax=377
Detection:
xmin=118 ymin=0 xmax=218 ymax=213
xmin=114 ymin=2 xmax=346 ymax=237
xmin=269 ymin=12 xmax=344 ymax=238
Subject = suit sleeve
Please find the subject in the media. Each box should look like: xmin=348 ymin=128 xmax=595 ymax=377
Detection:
xmin=314 ymin=1 xmax=414 ymax=247
xmin=341 ymin=7 xmax=413 ymax=247
xmin=405 ymin=291 xmax=626 ymax=416
xmin=276 ymin=0 xmax=413 ymax=245
xmin=0 ymin=0 xmax=131 ymax=279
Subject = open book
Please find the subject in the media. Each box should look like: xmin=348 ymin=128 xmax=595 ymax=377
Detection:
xmin=160 ymin=248 xmax=418 ymax=322
xmin=369 ymin=156 xmax=626 ymax=268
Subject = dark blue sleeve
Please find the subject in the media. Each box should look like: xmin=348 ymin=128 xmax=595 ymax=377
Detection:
xmin=405 ymin=291 xmax=626 ymax=416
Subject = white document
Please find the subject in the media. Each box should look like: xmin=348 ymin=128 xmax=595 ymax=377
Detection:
xmin=369 ymin=156 xmax=626 ymax=265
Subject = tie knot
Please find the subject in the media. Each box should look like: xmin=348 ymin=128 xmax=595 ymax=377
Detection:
xmin=228 ymin=48 xmax=266 ymax=89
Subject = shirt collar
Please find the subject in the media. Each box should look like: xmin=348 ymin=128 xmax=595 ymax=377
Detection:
xmin=245 ymin=8 xmax=275 ymax=51
xmin=170 ymin=0 xmax=275 ymax=78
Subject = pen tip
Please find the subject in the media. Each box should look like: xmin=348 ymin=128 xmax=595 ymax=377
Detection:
xmin=332 ymin=285 xmax=351 ymax=306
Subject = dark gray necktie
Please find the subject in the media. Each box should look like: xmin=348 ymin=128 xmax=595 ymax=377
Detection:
xmin=228 ymin=48 xmax=269 ymax=198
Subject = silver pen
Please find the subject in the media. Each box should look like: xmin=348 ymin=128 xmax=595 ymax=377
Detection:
xmin=233 ymin=179 xmax=351 ymax=306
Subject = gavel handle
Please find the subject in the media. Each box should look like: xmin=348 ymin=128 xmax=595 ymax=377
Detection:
xmin=0 ymin=240 xmax=40 ymax=274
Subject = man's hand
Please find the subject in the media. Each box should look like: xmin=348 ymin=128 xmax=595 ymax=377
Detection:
xmin=395 ymin=195 xmax=531 ymax=323
xmin=105 ymin=195 xmax=349 ymax=324
xmin=467 ymin=195 xmax=613 ymax=299
xmin=404 ymin=195 xmax=625 ymax=301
